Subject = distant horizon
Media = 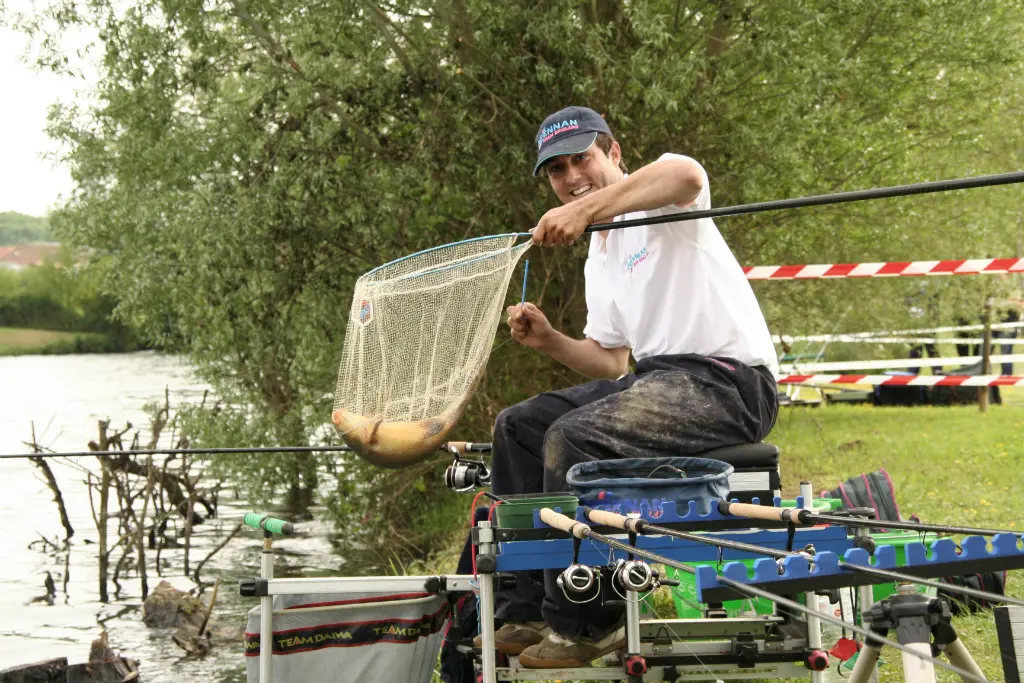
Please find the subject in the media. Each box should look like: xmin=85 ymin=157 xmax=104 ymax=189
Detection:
xmin=0 ymin=210 xmax=50 ymax=219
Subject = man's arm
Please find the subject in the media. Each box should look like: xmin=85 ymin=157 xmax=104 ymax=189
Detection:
xmin=533 ymin=155 xmax=706 ymax=246
xmin=507 ymin=302 xmax=630 ymax=379
xmin=539 ymin=332 xmax=630 ymax=380
xmin=586 ymin=155 xmax=704 ymax=223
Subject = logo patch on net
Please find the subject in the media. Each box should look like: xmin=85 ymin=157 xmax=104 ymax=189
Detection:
xmin=355 ymin=299 xmax=373 ymax=326
xmin=626 ymin=247 xmax=650 ymax=273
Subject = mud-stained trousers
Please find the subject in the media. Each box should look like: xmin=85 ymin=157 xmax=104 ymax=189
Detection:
xmin=488 ymin=353 xmax=779 ymax=642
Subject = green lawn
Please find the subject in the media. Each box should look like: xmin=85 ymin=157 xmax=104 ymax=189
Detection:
xmin=423 ymin=401 xmax=1023 ymax=682
xmin=769 ymin=402 xmax=1023 ymax=680
xmin=0 ymin=326 xmax=107 ymax=355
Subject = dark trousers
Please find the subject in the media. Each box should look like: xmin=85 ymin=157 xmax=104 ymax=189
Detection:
xmin=908 ymin=343 xmax=940 ymax=374
xmin=992 ymin=328 xmax=1018 ymax=375
xmin=487 ymin=353 xmax=779 ymax=641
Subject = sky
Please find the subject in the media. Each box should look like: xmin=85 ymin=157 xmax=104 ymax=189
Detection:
xmin=0 ymin=10 xmax=96 ymax=218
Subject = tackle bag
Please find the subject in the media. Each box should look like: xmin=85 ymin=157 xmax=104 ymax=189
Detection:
xmin=566 ymin=456 xmax=733 ymax=518
xmin=937 ymin=571 xmax=1008 ymax=616
xmin=820 ymin=470 xmax=904 ymax=533
xmin=244 ymin=590 xmax=449 ymax=683
xmin=821 ymin=469 xmax=1006 ymax=614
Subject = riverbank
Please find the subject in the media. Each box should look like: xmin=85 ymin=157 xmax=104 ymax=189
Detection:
xmin=416 ymin=402 xmax=1023 ymax=682
xmin=0 ymin=326 xmax=138 ymax=355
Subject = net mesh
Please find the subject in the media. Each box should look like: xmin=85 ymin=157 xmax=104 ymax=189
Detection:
xmin=332 ymin=234 xmax=531 ymax=468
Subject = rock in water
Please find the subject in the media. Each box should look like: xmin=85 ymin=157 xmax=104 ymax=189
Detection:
xmin=142 ymin=580 xmax=205 ymax=630
xmin=1 ymin=634 xmax=138 ymax=683
xmin=0 ymin=658 xmax=68 ymax=683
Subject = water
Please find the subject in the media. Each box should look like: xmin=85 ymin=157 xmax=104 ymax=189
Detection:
xmin=0 ymin=352 xmax=344 ymax=681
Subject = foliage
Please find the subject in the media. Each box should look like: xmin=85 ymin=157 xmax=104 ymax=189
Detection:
xmin=0 ymin=212 xmax=52 ymax=244
xmin=0 ymin=326 xmax=110 ymax=354
xmin=0 ymin=257 xmax=143 ymax=351
xmin=15 ymin=0 xmax=1024 ymax=533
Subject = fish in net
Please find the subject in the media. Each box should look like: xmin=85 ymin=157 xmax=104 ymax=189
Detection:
xmin=332 ymin=234 xmax=532 ymax=468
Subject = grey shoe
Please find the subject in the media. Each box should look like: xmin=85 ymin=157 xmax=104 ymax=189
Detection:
xmin=473 ymin=621 xmax=552 ymax=655
xmin=518 ymin=627 xmax=626 ymax=668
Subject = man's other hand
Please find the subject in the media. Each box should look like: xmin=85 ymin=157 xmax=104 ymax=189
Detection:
xmin=506 ymin=302 xmax=556 ymax=350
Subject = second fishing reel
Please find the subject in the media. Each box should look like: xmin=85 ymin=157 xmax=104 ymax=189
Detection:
xmin=612 ymin=558 xmax=656 ymax=593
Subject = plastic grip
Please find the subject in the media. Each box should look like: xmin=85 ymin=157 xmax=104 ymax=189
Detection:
xmin=243 ymin=512 xmax=295 ymax=536
xmin=584 ymin=507 xmax=631 ymax=531
xmin=540 ymin=508 xmax=589 ymax=538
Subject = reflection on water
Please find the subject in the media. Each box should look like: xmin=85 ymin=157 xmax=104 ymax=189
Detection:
xmin=0 ymin=352 xmax=344 ymax=682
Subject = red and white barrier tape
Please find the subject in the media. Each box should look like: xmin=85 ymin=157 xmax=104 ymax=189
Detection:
xmin=778 ymin=335 xmax=1024 ymax=346
xmin=781 ymin=353 xmax=1024 ymax=373
xmin=746 ymin=258 xmax=1024 ymax=280
xmin=778 ymin=374 xmax=1024 ymax=387
xmin=774 ymin=321 xmax=1024 ymax=344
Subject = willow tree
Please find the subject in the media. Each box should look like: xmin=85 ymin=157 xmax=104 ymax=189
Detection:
xmin=12 ymin=0 xmax=1023 ymax=533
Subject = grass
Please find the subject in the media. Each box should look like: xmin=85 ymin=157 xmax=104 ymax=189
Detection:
xmin=0 ymin=326 xmax=109 ymax=355
xmin=421 ymin=400 xmax=1023 ymax=682
xmin=770 ymin=400 xmax=1023 ymax=680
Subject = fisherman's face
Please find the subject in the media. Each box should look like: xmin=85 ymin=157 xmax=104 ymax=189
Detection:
xmin=543 ymin=140 xmax=623 ymax=206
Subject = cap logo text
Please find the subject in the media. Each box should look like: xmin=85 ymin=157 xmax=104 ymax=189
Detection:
xmin=537 ymin=119 xmax=579 ymax=149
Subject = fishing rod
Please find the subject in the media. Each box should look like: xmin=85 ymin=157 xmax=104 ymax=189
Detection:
xmin=539 ymin=508 xmax=988 ymax=682
xmin=583 ymin=507 xmax=1024 ymax=610
xmin=0 ymin=441 xmax=491 ymax=461
xmin=718 ymin=500 xmax=1020 ymax=538
xmin=580 ymin=169 xmax=1024 ymax=234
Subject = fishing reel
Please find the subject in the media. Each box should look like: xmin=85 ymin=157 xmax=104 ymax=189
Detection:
xmin=777 ymin=543 xmax=817 ymax=575
xmin=612 ymin=558 xmax=656 ymax=593
xmin=556 ymin=564 xmax=601 ymax=603
xmin=444 ymin=446 xmax=490 ymax=492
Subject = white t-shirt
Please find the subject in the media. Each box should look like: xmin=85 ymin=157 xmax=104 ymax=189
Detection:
xmin=582 ymin=153 xmax=778 ymax=375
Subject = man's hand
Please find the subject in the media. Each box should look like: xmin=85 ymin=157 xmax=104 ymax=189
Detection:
xmin=531 ymin=201 xmax=595 ymax=247
xmin=506 ymin=302 xmax=556 ymax=350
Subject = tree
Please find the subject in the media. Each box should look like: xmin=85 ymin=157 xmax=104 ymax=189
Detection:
xmin=15 ymin=0 xmax=1024 ymax=538
xmin=0 ymin=212 xmax=52 ymax=244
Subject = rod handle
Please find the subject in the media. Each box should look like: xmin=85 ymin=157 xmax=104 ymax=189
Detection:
xmin=540 ymin=507 xmax=589 ymax=538
xmin=718 ymin=501 xmax=810 ymax=525
xmin=583 ymin=507 xmax=637 ymax=532
xmin=243 ymin=512 xmax=295 ymax=536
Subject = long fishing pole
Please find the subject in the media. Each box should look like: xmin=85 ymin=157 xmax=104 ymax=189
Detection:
xmin=539 ymin=508 xmax=988 ymax=682
xmin=718 ymin=500 xmax=1019 ymax=538
xmin=580 ymin=170 xmax=1024 ymax=234
xmin=583 ymin=507 xmax=1024 ymax=610
xmin=0 ymin=441 xmax=491 ymax=461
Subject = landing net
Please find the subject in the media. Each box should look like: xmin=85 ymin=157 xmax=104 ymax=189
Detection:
xmin=332 ymin=234 xmax=531 ymax=468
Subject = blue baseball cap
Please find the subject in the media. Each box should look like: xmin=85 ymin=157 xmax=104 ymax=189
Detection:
xmin=533 ymin=105 xmax=613 ymax=176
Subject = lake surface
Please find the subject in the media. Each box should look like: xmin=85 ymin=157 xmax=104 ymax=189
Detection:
xmin=0 ymin=352 xmax=344 ymax=682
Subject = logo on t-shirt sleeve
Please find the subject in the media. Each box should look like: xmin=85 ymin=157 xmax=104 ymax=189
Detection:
xmin=626 ymin=247 xmax=650 ymax=273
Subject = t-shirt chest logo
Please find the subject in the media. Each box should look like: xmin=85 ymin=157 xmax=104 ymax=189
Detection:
xmin=625 ymin=246 xmax=651 ymax=274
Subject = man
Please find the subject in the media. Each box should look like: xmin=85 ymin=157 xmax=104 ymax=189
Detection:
xmin=486 ymin=105 xmax=780 ymax=668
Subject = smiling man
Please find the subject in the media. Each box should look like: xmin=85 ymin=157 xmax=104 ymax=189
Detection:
xmin=484 ymin=105 xmax=780 ymax=669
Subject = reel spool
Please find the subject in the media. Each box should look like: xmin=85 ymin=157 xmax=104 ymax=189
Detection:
xmin=556 ymin=564 xmax=600 ymax=603
xmin=614 ymin=559 xmax=655 ymax=593
xmin=444 ymin=447 xmax=491 ymax=492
